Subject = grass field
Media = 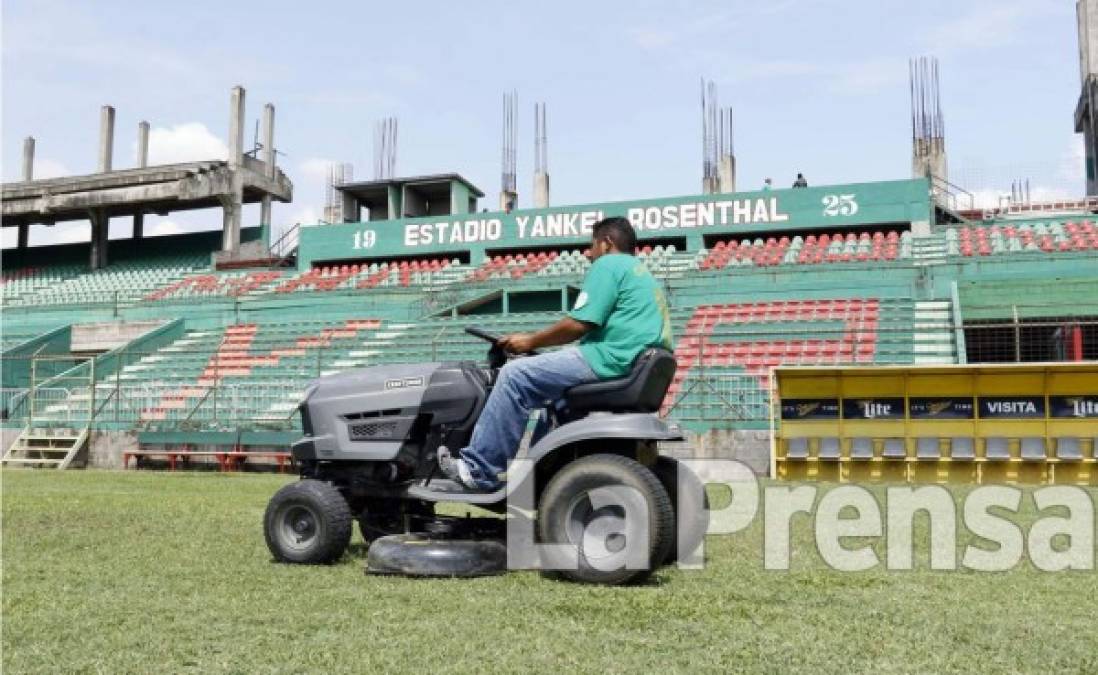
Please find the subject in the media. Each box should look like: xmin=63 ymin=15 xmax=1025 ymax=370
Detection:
xmin=2 ymin=470 xmax=1096 ymax=673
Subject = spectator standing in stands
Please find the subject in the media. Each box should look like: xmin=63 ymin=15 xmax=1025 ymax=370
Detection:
xmin=793 ymin=173 xmax=808 ymax=188
xmin=762 ymin=178 xmax=773 ymax=191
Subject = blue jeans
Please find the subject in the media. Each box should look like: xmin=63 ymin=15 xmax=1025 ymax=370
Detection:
xmin=459 ymin=348 xmax=598 ymax=490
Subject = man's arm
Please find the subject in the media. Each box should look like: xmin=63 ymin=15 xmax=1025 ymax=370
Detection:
xmin=497 ymin=317 xmax=593 ymax=354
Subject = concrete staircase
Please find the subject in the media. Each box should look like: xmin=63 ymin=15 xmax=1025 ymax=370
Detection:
xmin=911 ymin=236 xmax=949 ymax=265
xmin=912 ymin=300 xmax=957 ymax=364
xmin=2 ymin=425 xmax=88 ymax=469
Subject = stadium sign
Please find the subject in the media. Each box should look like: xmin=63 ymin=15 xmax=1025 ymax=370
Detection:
xmin=402 ymin=196 xmax=790 ymax=247
xmin=297 ymin=178 xmax=932 ymax=266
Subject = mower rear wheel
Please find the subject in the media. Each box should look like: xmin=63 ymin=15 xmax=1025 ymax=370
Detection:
xmin=537 ymin=453 xmax=674 ymax=585
xmin=264 ymin=479 xmax=352 ymax=564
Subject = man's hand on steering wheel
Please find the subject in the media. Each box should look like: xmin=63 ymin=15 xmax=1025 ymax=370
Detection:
xmin=497 ymin=333 xmax=536 ymax=354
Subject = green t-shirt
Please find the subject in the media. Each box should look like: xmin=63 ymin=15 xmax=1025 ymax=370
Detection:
xmin=568 ymin=253 xmax=673 ymax=379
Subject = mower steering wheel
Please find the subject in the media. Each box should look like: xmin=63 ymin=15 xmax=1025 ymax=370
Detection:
xmin=464 ymin=326 xmax=538 ymax=370
xmin=464 ymin=326 xmax=502 ymax=345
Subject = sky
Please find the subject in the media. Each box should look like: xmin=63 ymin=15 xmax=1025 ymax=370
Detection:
xmin=0 ymin=0 xmax=1086 ymax=248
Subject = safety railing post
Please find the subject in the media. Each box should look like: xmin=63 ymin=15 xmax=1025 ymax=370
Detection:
xmin=89 ymin=357 xmax=97 ymax=428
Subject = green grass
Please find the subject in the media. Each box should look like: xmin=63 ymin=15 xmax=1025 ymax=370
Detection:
xmin=3 ymin=471 xmax=1096 ymax=673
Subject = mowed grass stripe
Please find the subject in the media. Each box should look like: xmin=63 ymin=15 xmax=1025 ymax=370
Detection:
xmin=2 ymin=471 xmax=1096 ymax=673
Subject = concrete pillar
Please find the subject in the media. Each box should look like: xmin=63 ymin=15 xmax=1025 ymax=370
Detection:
xmin=22 ymin=136 xmax=34 ymax=181
xmin=98 ymin=105 xmax=115 ymax=173
xmin=499 ymin=190 xmax=517 ymax=213
xmin=89 ymin=211 xmax=109 ymax=269
xmin=228 ymin=86 xmax=245 ymax=168
xmin=223 ymin=86 xmax=245 ymax=253
xmin=137 ymin=121 xmax=149 ymax=167
xmin=719 ymin=155 xmax=736 ymax=194
xmin=220 ymin=190 xmax=242 ymax=254
xmin=533 ymin=172 xmax=550 ymax=208
xmin=134 ymin=121 xmax=149 ymax=239
xmin=259 ymin=103 xmax=275 ymax=227
xmin=17 ymin=224 xmax=29 ymax=248
xmin=912 ymin=139 xmax=947 ymax=185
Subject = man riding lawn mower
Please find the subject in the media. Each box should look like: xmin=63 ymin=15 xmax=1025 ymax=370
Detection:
xmin=263 ymin=218 xmax=709 ymax=584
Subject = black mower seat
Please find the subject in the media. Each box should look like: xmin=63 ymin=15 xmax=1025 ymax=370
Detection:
xmin=564 ymin=348 xmax=677 ymax=415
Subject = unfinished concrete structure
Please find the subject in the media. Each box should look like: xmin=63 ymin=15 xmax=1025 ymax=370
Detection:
xmin=700 ymin=80 xmax=735 ymax=194
xmin=533 ymin=102 xmax=550 ymax=208
xmin=500 ymin=90 xmax=518 ymax=212
xmin=910 ymin=56 xmax=947 ymax=185
xmin=1076 ymin=0 xmax=1098 ymax=195
xmin=1 ymin=86 xmax=292 ymax=269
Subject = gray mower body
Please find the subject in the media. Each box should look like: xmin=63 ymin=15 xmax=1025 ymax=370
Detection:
xmin=290 ymin=351 xmax=682 ymax=505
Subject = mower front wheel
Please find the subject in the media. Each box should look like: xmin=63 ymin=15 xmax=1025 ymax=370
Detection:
xmin=264 ymin=479 xmax=352 ymax=564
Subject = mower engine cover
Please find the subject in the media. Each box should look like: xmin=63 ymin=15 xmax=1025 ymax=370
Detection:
xmin=292 ymin=361 xmax=486 ymax=463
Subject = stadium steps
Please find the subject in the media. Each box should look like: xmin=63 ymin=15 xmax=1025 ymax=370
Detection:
xmin=1 ymin=425 xmax=88 ymax=469
xmin=912 ymin=300 xmax=957 ymax=364
xmin=910 ymin=236 xmax=949 ymax=265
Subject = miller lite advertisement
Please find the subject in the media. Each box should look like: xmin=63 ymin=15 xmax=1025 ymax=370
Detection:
xmin=908 ymin=398 xmax=975 ymax=419
xmin=780 ymin=399 xmax=840 ymax=420
xmin=1049 ymin=395 xmax=1098 ymax=418
xmin=842 ymin=398 xmax=905 ymax=420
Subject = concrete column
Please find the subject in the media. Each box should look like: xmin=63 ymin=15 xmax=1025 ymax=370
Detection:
xmin=533 ymin=173 xmax=550 ymax=208
xmin=259 ymin=103 xmax=275 ymax=227
xmin=223 ymin=86 xmax=245 ymax=253
xmin=134 ymin=121 xmax=149 ymax=239
xmin=228 ymin=86 xmax=245 ymax=168
xmin=719 ymin=155 xmax=736 ymax=194
xmin=220 ymin=190 xmax=242 ymax=254
xmin=137 ymin=121 xmax=150 ymax=167
xmin=98 ymin=105 xmax=115 ymax=172
xmin=499 ymin=190 xmax=517 ymax=213
xmin=89 ymin=211 xmax=109 ymax=269
xmin=22 ymin=136 xmax=34 ymax=181
xmin=17 ymin=224 xmax=29 ymax=248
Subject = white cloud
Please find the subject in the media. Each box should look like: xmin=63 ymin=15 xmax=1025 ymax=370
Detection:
xmin=628 ymin=27 xmax=678 ymax=50
xmin=299 ymin=157 xmax=337 ymax=183
xmin=143 ymin=219 xmax=187 ymax=236
xmin=925 ymin=2 xmax=1040 ymax=52
xmin=827 ymin=60 xmax=906 ymax=95
xmin=142 ymin=122 xmax=228 ymax=165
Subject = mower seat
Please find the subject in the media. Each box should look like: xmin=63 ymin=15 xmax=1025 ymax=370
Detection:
xmin=564 ymin=348 xmax=677 ymax=416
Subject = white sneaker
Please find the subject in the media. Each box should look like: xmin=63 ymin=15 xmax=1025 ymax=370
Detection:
xmin=437 ymin=446 xmax=478 ymax=489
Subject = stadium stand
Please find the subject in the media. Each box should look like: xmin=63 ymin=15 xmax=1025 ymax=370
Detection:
xmin=2 ymin=179 xmax=1096 ymax=478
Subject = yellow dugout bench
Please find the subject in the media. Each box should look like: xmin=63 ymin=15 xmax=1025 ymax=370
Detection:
xmin=772 ymin=363 xmax=1098 ymax=485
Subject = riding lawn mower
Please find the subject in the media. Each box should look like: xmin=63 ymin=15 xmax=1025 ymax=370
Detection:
xmin=263 ymin=326 xmax=707 ymax=585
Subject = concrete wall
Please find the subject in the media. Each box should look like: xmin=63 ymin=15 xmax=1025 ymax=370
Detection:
xmin=663 ymin=429 xmax=772 ymax=476
xmin=2 ymin=427 xmax=22 ymax=456
xmin=87 ymin=430 xmax=138 ymax=469
xmin=71 ymin=319 xmax=167 ymax=352
xmin=211 ymin=236 xmax=269 ymax=266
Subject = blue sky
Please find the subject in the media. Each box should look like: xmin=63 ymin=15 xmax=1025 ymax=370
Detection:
xmin=1 ymin=0 xmax=1085 ymax=246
